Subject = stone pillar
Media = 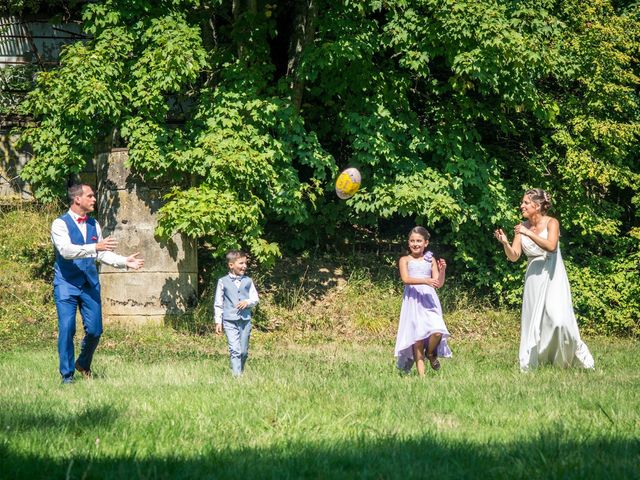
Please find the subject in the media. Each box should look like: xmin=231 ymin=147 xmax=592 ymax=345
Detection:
xmin=0 ymin=131 xmax=31 ymax=200
xmin=97 ymin=148 xmax=197 ymax=325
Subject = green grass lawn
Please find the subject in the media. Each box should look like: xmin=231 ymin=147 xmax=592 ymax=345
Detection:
xmin=1 ymin=334 xmax=638 ymax=479
xmin=1 ymin=205 xmax=638 ymax=478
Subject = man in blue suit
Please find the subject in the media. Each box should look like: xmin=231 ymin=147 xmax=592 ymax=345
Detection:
xmin=51 ymin=183 xmax=144 ymax=384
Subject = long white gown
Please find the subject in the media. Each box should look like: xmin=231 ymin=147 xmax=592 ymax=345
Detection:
xmin=519 ymin=228 xmax=595 ymax=371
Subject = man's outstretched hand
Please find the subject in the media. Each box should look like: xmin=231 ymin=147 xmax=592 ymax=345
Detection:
xmin=125 ymin=253 xmax=144 ymax=270
xmin=96 ymin=236 xmax=118 ymax=252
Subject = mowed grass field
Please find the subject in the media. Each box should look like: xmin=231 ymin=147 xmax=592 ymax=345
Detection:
xmin=1 ymin=204 xmax=638 ymax=478
xmin=0 ymin=333 xmax=638 ymax=480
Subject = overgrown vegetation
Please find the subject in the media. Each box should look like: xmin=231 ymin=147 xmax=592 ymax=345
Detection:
xmin=0 ymin=203 xmax=523 ymax=349
xmin=6 ymin=0 xmax=639 ymax=334
xmin=0 ymin=203 xmax=58 ymax=348
xmin=0 ymin=201 xmax=635 ymax=346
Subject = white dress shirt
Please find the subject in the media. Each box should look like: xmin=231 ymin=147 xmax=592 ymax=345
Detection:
xmin=51 ymin=209 xmax=128 ymax=268
xmin=214 ymin=274 xmax=259 ymax=324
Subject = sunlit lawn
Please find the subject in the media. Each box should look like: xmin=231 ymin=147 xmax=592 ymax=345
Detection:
xmin=0 ymin=334 xmax=638 ymax=479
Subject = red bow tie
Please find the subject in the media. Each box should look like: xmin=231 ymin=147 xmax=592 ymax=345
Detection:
xmin=76 ymin=216 xmax=88 ymax=223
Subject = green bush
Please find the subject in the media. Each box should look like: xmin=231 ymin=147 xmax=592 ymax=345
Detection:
xmin=566 ymin=249 xmax=640 ymax=336
xmin=0 ymin=203 xmax=59 ymax=346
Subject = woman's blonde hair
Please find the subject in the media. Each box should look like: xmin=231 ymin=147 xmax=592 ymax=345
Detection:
xmin=525 ymin=188 xmax=552 ymax=214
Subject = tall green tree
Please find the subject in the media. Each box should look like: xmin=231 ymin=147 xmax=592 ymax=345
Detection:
xmin=14 ymin=0 xmax=640 ymax=332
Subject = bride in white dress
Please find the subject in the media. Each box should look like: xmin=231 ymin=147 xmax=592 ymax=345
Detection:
xmin=494 ymin=189 xmax=595 ymax=371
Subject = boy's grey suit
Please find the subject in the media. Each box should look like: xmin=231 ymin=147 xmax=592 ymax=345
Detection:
xmin=214 ymin=274 xmax=259 ymax=376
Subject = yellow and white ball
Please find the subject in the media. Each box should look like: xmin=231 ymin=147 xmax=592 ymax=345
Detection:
xmin=335 ymin=167 xmax=361 ymax=200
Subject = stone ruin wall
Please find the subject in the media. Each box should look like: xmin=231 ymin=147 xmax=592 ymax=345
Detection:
xmin=0 ymin=137 xmax=198 ymax=325
xmin=0 ymin=131 xmax=31 ymax=201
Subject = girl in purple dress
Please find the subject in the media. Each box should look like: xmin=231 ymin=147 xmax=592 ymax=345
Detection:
xmin=395 ymin=226 xmax=452 ymax=376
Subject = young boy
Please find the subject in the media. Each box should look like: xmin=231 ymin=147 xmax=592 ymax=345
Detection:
xmin=214 ymin=250 xmax=259 ymax=376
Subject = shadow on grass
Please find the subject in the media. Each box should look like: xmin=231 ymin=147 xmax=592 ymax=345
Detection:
xmin=1 ymin=431 xmax=638 ymax=479
xmin=0 ymin=404 xmax=121 ymax=433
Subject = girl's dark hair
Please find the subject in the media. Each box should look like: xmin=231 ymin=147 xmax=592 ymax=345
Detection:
xmin=525 ymin=188 xmax=552 ymax=214
xmin=408 ymin=226 xmax=430 ymax=241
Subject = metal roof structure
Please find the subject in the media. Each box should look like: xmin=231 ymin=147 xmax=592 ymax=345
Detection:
xmin=1 ymin=15 xmax=89 ymax=124
xmin=1 ymin=12 xmax=89 ymax=197
xmin=0 ymin=15 xmax=87 ymax=68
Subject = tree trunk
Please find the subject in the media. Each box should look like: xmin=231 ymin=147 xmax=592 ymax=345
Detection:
xmin=287 ymin=0 xmax=318 ymax=112
xmin=233 ymin=0 xmax=259 ymax=58
xmin=232 ymin=0 xmax=242 ymax=21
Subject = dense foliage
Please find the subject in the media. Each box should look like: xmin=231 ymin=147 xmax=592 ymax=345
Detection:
xmin=10 ymin=0 xmax=640 ymax=333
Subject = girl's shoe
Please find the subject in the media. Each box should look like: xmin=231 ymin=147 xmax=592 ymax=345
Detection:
xmin=427 ymin=354 xmax=441 ymax=371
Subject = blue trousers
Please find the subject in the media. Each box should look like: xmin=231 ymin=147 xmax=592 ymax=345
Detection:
xmin=222 ymin=319 xmax=252 ymax=376
xmin=54 ymin=282 xmax=103 ymax=380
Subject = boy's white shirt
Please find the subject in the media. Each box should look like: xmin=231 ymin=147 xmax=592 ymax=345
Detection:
xmin=214 ymin=273 xmax=259 ymax=324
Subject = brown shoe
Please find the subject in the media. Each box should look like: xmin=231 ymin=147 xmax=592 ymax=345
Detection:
xmin=427 ymin=354 xmax=441 ymax=371
xmin=75 ymin=361 xmax=92 ymax=379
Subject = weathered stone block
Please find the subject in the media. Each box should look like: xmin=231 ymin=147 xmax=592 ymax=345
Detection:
xmin=97 ymin=148 xmax=197 ymax=325
xmin=96 ymin=148 xmax=137 ymax=191
xmin=98 ymin=189 xmax=197 ymax=272
xmin=97 ymin=187 xmax=163 ymax=228
xmin=0 ymin=132 xmax=31 ymax=200
xmin=101 ymin=314 xmax=191 ymax=327
xmin=100 ymin=271 xmax=197 ymax=316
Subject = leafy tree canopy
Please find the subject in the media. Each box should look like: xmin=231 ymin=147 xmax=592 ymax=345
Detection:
xmin=13 ymin=0 xmax=640 ymax=333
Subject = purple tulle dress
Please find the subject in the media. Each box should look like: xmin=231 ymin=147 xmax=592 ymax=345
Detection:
xmin=395 ymin=251 xmax=452 ymax=372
